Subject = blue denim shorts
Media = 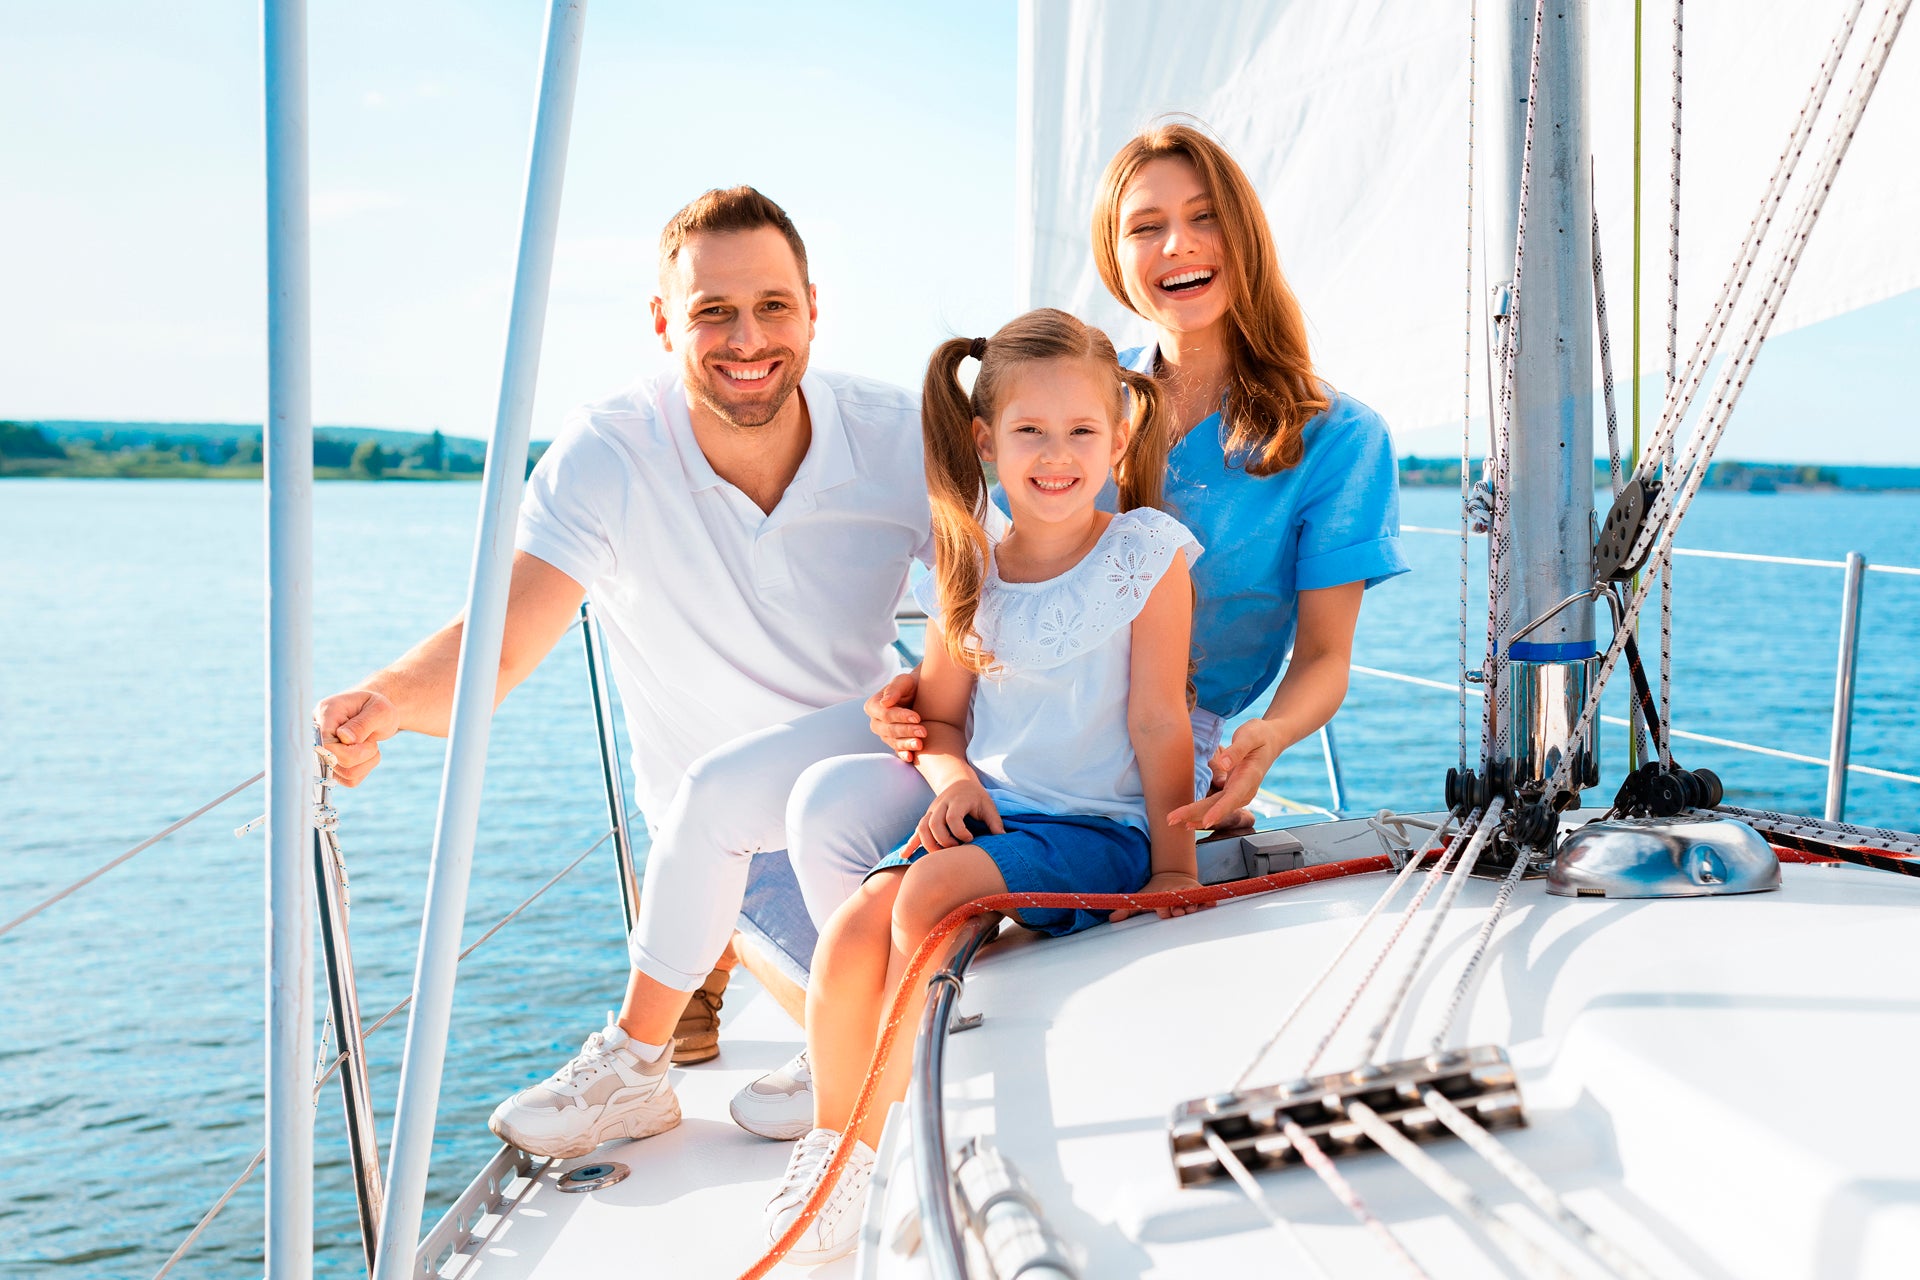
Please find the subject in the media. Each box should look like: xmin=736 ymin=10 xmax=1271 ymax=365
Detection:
xmin=867 ymin=810 xmax=1151 ymax=937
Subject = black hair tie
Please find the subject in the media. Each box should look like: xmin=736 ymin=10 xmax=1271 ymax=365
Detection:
xmin=969 ymin=336 xmax=988 ymax=361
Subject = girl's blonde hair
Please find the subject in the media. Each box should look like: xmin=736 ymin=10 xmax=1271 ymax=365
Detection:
xmin=923 ymin=307 xmax=1171 ymax=674
xmin=1091 ymin=119 xmax=1328 ymax=476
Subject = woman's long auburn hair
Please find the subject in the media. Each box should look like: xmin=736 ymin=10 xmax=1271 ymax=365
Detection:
xmin=923 ymin=308 xmax=1172 ymax=675
xmin=1091 ymin=120 xmax=1327 ymax=476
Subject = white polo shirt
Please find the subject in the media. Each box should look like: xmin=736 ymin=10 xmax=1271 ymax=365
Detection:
xmin=516 ymin=368 xmax=933 ymax=817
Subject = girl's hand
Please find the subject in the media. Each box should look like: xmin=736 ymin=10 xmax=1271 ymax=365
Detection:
xmin=1109 ymin=871 xmax=1209 ymax=922
xmin=865 ymin=671 xmax=924 ymax=760
xmin=1169 ymin=720 xmax=1284 ymax=830
xmin=906 ymin=780 xmax=1004 ymax=854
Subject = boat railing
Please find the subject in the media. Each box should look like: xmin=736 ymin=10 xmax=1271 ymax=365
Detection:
xmin=1335 ymin=526 xmax=1918 ymax=823
xmin=11 ymin=524 xmax=1915 ymax=1274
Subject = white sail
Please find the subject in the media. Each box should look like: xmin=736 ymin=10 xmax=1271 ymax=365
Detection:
xmin=1017 ymin=0 xmax=1920 ymax=437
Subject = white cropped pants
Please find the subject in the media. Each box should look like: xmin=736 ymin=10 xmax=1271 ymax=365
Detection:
xmin=626 ymin=698 xmax=929 ymax=990
xmin=628 ymin=700 xmax=1224 ymax=991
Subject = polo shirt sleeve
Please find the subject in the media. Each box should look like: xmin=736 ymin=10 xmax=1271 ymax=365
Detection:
xmin=515 ymin=415 xmax=625 ymax=590
xmin=1293 ymin=401 xmax=1410 ymax=592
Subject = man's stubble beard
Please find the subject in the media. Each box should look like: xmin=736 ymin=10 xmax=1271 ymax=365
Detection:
xmin=685 ymin=347 xmax=809 ymax=431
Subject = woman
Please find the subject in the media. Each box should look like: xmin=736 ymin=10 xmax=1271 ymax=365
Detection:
xmin=783 ymin=121 xmax=1407 ymax=925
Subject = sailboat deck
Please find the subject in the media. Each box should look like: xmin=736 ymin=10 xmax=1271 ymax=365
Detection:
xmin=453 ymin=845 xmax=1920 ymax=1279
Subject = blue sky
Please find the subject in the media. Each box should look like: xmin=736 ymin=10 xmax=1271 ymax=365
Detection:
xmin=3 ymin=0 xmax=1915 ymax=462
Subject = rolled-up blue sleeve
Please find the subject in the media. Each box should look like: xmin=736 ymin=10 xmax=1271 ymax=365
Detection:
xmin=1293 ymin=399 xmax=1410 ymax=592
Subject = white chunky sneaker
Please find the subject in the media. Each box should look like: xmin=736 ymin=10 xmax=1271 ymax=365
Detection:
xmin=730 ymin=1048 xmax=814 ymax=1140
xmin=764 ymin=1127 xmax=875 ymax=1266
xmin=487 ymin=1016 xmax=680 ymax=1159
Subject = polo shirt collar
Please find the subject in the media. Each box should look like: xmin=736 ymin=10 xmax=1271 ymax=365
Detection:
xmin=664 ymin=368 xmax=855 ymax=498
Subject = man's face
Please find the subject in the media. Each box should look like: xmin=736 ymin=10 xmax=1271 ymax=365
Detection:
xmin=652 ymin=226 xmax=817 ymax=430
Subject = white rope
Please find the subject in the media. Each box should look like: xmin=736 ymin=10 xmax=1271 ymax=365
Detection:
xmin=1624 ymin=0 xmax=1869 ymax=551
xmin=1234 ymin=814 xmax=1459 ymax=1089
xmin=1357 ymin=798 xmax=1506 ymax=1065
xmin=1421 ymin=1089 xmax=1657 ymax=1280
xmin=1301 ymin=807 xmax=1489 ymax=1076
xmin=1656 ymin=0 xmax=1685 ymax=772
xmin=1459 ymin=0 xmax=1479 ymax=772
xmin=1714 ymin=804 xmax=1920 ymax=853
xmin=1548 ymin=0 xmax=1907 ymax=798
xmin=0 ymin=771 xmax=265 ymax=940
xmin=1283 ymin=1119 xmax=1433 ymax=1278
xmin=1486 ymin=0 xmax=1548 ymax=771
xmin=1427 ymin=838 xmax=1534 ymax=1054
xmin=1202 ymin=1131 xmax=1335 ymax=1280
xmin=1345 ymin=1101 xmax=1578 ymax=1280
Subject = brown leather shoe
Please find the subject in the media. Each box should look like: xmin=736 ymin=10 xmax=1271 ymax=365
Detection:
xmin=671 ymin=964 xmax=729 ymax=1064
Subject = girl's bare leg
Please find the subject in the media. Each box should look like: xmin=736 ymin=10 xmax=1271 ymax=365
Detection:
xmin=853 ymin=845 xmax=1007 ymax=1149
xmin=808 ymin=869 xmax=905 ymax=1132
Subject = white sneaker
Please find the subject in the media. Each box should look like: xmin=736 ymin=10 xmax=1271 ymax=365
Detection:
xmin=487 ymin=1016 xmax=681 ymax=1159
xmin=764 ymin=1127 xmax=875 ymax=1266
xmin=730 ymin=1048 xmax=814 ymax=1140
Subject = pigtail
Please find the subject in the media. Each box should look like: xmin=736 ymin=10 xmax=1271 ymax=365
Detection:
xmin=1115 ymin=367 xmax=1171 ymax=513
xmin=922 ymin=337 xmax=998 ymax=674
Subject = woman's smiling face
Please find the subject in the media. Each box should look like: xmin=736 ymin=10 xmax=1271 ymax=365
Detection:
xmin=1114 ymin=156 xmax=1232 ymax=338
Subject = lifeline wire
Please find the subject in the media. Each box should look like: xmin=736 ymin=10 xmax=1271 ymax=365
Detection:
xmin=1 ymin=771 xmax=265 ymax=940
xmin=153 ymin=820 xmax=619 ymax=1279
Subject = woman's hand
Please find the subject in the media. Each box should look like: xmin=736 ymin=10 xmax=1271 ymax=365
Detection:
xmin=1109 ymin=871 xmax=1210 ymax=921
xmin=865 ymin=670 xmax=925 ymax=761
xmin=1169 ymin=720 xmax=1284 ymax=830
xmin=906 ymin=779 xmax=1004 ymax=854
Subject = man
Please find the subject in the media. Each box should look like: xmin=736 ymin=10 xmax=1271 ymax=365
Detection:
xmin=315 ymin=187 xmax=939 ymax=1158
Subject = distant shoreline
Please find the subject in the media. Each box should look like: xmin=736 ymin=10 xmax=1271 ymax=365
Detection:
xmin=4 ymin=419 xmax=1917 ymax=491
xmin=0 ymin=419 xmax=546 ymax=481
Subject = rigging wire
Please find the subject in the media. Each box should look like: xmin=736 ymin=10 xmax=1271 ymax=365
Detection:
xmin=1549 ymin=0 xmax=1908 ymax=799
xmin=151 ymin=822 xmax=618 ymax=1279
xmin=1656 ymin=0 xmax=1685 ymax=771
xmin=0 ymin=771 xmax=265 ymax=941
xmin=1459 ymin=0 xmax=1479 ymax=772
xmin=1485 ymin=0 xmax=1549 ymax=774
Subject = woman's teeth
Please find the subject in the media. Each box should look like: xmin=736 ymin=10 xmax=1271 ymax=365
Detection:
xmin=1159 ymin=269 xmax=1214 ymax=293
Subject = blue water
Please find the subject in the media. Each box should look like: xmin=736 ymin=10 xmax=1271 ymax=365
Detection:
xmin=1 ymin=479 xmax=1915 ymax=1276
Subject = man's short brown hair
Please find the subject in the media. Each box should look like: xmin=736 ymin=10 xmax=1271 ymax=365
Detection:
xmin=657 ymin=186 xmax=809 ymax=289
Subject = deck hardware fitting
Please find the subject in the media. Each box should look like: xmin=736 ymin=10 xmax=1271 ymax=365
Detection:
xmin=555 ymin=1161 xmax=629 ymax=1194
xmin=1169 ymin=1045 xmax=1526 ymax=1189
xmin=1549 ymin=814 xmax=1781 ymax=898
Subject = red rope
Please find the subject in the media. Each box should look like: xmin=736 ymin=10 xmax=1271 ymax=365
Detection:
xmin=737 ymin=854 xmax=1395 ymax=1279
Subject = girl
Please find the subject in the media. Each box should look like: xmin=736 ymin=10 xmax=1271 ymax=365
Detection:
xmin=763 ymin=309 xmax=1203 ymax=1263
